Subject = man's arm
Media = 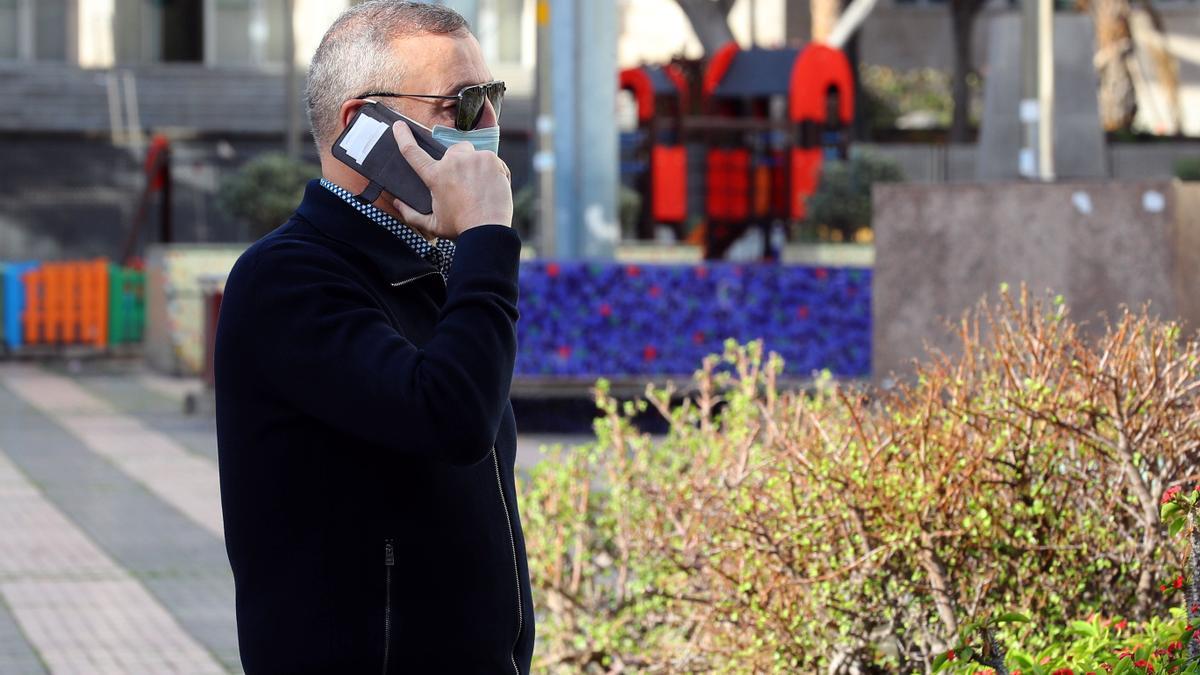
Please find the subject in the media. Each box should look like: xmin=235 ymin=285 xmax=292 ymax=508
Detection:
xmin=247 ymin=223 xmax=520 ymax=466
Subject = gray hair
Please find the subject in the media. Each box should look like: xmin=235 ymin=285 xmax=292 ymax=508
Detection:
xmin=305 ymin=1 xmax=469 ymax=153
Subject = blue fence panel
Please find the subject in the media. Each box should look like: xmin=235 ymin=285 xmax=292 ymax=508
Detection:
xmin=515 ymin=261 xmax=871 ymax=379
xmin=3 ymin=262 xmax=39 ymax=350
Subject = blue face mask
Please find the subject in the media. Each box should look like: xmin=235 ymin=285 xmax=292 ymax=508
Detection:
xmin=430 ymin=124 xmax=501 ymax=154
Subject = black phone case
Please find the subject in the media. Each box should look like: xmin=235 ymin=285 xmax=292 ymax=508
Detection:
xmin=330 ymin=102 xmax=445 ymax=214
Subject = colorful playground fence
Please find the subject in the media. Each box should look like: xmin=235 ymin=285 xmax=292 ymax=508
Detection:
xmin=0 ymin=259 xmax=146 ymax=352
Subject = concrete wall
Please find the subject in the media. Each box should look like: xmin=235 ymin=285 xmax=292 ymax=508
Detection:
xmin=872 ymin=180 xmax=1200 ymax=380
xmin=860 ymin=142 xmax=1200 ymax=183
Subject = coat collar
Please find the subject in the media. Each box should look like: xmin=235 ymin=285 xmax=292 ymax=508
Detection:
xmin=296 ymin=179 xmax=439 ymax=287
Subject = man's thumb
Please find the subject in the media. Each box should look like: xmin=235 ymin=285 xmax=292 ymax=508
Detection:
xmin=392 ymin=121 xmax=436 ymax=179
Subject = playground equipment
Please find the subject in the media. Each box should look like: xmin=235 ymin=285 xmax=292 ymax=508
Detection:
xmin=1 ymin=259 xmax=145 ymax=353
xmin=618 ymin=64 xmax=691 ymax=240
xmin=698 ymin=42 xmax=855 ymax=258
xmin=617 ymin=44 xmax=855 ymax=259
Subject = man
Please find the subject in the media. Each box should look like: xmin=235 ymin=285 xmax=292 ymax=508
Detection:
xmin=214 ymin=3 xmax=533 ymax=673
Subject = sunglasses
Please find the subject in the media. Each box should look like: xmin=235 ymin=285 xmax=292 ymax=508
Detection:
xmin=356 ymin=80 xmax=506 ymax=131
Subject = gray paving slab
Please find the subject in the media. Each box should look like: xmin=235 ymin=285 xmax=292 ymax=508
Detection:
xmin=0 ymin=380 xmax=241 ymax=673
xmin=0 ymin=593 xmax=47 ymax=675
xmin=41 ymin=363 xmax=219 ymax=464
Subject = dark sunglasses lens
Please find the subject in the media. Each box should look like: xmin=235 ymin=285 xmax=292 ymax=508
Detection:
xmin=457 ymin=86 xmax=485 ymax=131
xmin=455 ymin=83 xmax=505 ymax=130
xmin=487 ymin=83 xmax=504 ymax=119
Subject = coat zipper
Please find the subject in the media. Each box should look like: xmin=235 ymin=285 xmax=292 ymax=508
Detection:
xmin=390 ymin=270 xmax=444 ymax=288
xmin=382 ymin=539 xmax=394 ymax=675
xmin=492 ymin=446 xmax=523 ymax=675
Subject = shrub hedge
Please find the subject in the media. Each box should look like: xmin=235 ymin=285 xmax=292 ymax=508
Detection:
xmin=519 ymin=286 xmax=1200 ymax=673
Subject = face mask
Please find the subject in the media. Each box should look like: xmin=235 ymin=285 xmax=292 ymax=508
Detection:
xmin=430 ymin=124 xmax=501 ymax=154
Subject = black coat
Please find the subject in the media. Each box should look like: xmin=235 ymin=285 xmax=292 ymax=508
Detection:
xmin=215 ymin=180 xmax=534 ymax=674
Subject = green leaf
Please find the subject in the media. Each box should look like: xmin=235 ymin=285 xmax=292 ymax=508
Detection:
xmin=1171 ymin=516 xmax=1188 ymax=538
xmin=1069 ymin=620 xmax=1098 ymax=637
xmin=1163 ymin=501 xmax=1181 ymax=520
xmin=995 ymin=611 xmax=1032 ymax=624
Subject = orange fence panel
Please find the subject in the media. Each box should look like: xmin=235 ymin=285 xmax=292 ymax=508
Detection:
xmin=22 ymin=259 xmax=110 ymax=347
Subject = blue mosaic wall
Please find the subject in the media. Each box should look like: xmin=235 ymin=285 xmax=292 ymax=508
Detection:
xmin=515 ymin=261 xmax=871 ymax=378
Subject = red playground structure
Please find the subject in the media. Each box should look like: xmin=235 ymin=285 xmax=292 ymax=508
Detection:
xmin=618 ymin=43 xmax=855 ymax=259
xmin=618 ymin=64 xmax=691 ymax=241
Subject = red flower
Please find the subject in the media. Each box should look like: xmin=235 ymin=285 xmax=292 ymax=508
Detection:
xmin=1191 ymin=603 xmax=1200 ymax=614
xmin=625 ymin=264 xmax=641 ymax=278
xmin=694 ymin=266 xmax=709 ymax=279
xmin=1052 ymin=669 xmax=1075 ymax=675
xmin=598 ymin=303 xmax=612 ymax=318
xmin=796 ymin=305 xmax=810 ymax=320
xmin=546 ymin=262 xmax=560 ymax=278
xmin=1169 ymin=641 xmax=1183 ymax=652
xmin=1163 ymin=485 xmax=1182 ymax=503
xmin=642 ymin=344 xmax=657 ymax=361
xmin=1176 ymin=575 xmax=1185 ymax=589
xmin=1161 ymin=584 xmax=1169 ymax=592
xmin=946 ymin=649 xmax=956 ymax=662
xmin=1114 ymin=619 xmax=1128 ymax=631
xmin=648 ymin=284 xmax=662 ymax=298
xmin=813 ymin=267 xmax=829 ymax=281
xmin=556 ymin=345 xmax=571 ymax=359
xmin=1135 ymin=660 xmax=1149 ymax=668
xmin=692 ymin=330 xmax=705 ymax=345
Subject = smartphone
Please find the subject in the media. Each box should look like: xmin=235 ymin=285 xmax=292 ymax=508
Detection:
xmin=330 ymin=101 xmax=446 ymax=215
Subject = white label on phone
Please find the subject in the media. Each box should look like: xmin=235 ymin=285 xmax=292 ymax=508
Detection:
xmin=339 ymin=114 xmax=389 ymax=165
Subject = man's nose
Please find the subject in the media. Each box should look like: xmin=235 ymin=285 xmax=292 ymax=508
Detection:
xmin=475 ymin=97 xmax=499 ymax=129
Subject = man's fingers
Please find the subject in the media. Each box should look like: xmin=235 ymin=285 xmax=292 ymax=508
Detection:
xmin=392 ymin=121 xmax=436 ymax=179
xmin=393 ymin=198 xmax=434 ymax=235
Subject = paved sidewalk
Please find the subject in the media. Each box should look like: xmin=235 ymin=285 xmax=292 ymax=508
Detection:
xmin=0 ymin=360 xmax=591 ymax=674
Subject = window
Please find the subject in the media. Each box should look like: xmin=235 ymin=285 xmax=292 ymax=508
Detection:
xmin=0 ymin=0 xmax=69 ymax=61
xmin=477 ymin=0 xmax=533 ymax=67
xmin=0 ymin=0 xmax=17 ymax=60
xmin=112 ymin=0 xmax=289 ymax=66
xmin=213 ymin=0 xmax=287 ymax=66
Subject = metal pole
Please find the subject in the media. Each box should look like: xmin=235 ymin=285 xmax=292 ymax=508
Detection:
xmin=283 ymin=0 xmax=300 ymax=159
xmin=1037 ymin=0 xmax=1055 ymax=180
xmin=1019 ymin=0 xmax=1038 ymax=178
xmin=749 ymin=0 xmax=757 ymax=48
xmin=535 ymin=0 xmax=556 ymax=256
xmin=549 ymin=0 xmax=617 ymax=259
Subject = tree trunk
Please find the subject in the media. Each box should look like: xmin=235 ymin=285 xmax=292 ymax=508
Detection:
xmin=1087 ymin=0 xmax=1138 ymax=131
xmin=949 ymin=0 xmax=982 ymax=143
xmin=811 ymin=0 xmax=841 ymax=43
xmin=1136 ymin=0 xmax=1181 ymax=133
xmin=674 ymin=0 xmax=737 ymax=54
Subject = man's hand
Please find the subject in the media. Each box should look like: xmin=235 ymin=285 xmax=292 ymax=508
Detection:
xmin=390 ymin=121 xmax=513 ymax=240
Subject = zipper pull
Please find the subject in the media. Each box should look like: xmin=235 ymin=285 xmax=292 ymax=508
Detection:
xmin=384 ymin=540 xmax=394 ymax=566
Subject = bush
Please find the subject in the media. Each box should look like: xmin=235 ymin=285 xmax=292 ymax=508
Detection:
xmin=1175 ymin=157 xmax=1200 ymax=182
xmin=802 ymin=150 xmax=904 ymax=242
xmin=520 ymin=286 xmax=1200 ymax=673
xmin=860 ymin=64 xmax=983 ymax=133
xmin=217 ymin=153 xmax=319 ymax=240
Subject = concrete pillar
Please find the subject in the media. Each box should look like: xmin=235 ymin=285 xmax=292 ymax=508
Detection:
xmin=548 ymin=0 xmax=618 ymax=259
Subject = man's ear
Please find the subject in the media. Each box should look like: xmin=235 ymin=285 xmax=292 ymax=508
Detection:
xmin=338 ymin=98 xmax=370 ymax=136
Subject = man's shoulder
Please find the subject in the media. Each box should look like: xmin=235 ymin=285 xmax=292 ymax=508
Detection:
xmin=230 ymin=215 xmax=360 ymax=289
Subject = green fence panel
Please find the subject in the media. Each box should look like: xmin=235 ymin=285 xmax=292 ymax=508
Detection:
xmin=109 ymin=264 xmax=146 ymax=345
